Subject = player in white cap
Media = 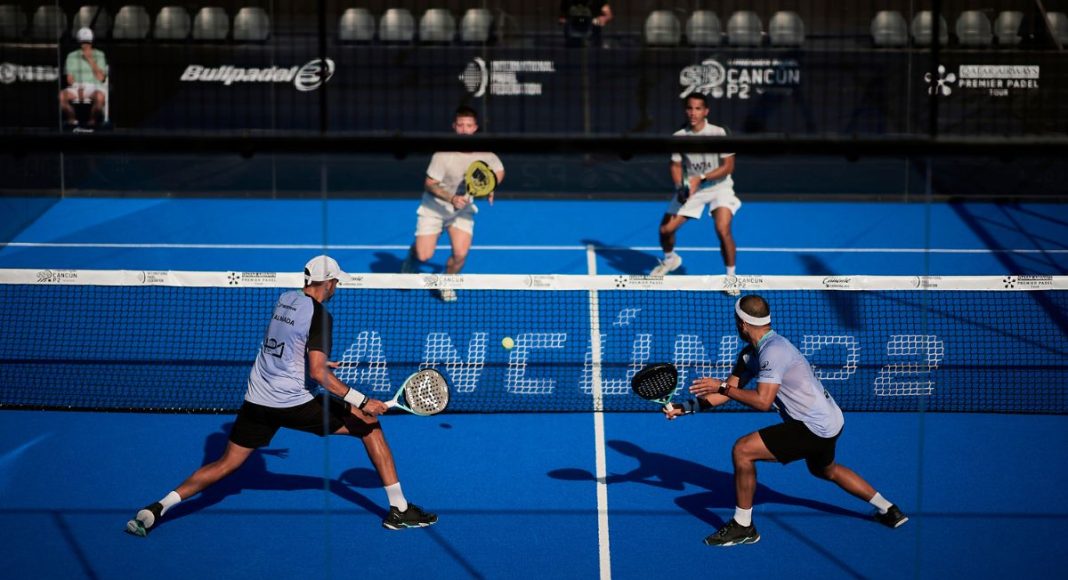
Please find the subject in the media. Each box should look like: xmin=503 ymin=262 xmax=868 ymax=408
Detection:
xmin=60 ymin=27 xmax=108 ymax=129
xmin=125 ymin=255 xmax=437 ymax=536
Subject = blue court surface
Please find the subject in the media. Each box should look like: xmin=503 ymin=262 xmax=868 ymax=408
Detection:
xmin=1 ymin=197 xmax=1067 ymax=579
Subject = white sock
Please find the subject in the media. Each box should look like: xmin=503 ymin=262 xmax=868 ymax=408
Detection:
xmin=384 ymin=482 xmax=409 ymax=511
xmin=868 ymin=492 xmax=893 ymax=514
xmin=664 ymin=251 xmax=678 ymax=261
xmin=733 ymin=506 xmax=752 ymax=527
xmin=726 ymin=265 xmax=736 ymax=276
xmin=159 ymin=491 xmax=182 ymax=516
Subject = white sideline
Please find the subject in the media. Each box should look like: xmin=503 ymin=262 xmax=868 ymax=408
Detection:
xmin=586 ymin=244 xmax=612 ymax=580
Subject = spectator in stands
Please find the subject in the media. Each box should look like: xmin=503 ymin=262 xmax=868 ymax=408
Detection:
xmin=60 ymin=27 xmax=107 ymax=130
xmin=559 ymin=1 xmax=613 ymax=47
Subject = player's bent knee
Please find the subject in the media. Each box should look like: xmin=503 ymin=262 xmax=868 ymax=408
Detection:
xmin=731 ymin=438 xmax=752 ymax=462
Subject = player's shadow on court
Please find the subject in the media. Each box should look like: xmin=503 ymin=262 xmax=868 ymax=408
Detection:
xmin=368 ymin=252 xmax=444 ymax=274
xmin=580 ymin=239 xmax=689 ymax=276
xmin=159 ymin=422 xmax=386 ymax=529
xmin=798 ymin=253 xmax=862 ymax=330
xmin=548 ymin=440 xmax=865 ymax=527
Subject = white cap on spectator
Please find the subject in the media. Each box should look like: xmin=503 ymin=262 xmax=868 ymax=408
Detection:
xmin=304 ymin=255 xmax=350 ymax=284
xmin=76 ymin=27 xmax=94 ymax=43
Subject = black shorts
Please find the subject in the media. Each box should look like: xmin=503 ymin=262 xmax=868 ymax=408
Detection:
xmin=758 ymin=420 xmax=842 ymax=471
xmin=229 ymin=397 xmax=378 ymax=449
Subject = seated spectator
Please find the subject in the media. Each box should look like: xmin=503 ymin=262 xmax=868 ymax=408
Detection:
xmin=559 ymin=1 xmax=613 ymax=47
xmin=60 ymin=27 xmax=108 ymax=130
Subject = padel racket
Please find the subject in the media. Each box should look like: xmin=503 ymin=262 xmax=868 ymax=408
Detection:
xmin=386 ymin=368 xmax=451 ymax=416
xmin=463 ymin=159 xmax=497 ymax=198
xmin=630 ymin=363 xmax=679 ymax=411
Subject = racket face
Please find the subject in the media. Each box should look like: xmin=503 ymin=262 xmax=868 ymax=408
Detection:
xmin=402 ymin=369 xmax=451 ymax=415
xmin=630 ymin=363 xmax=679 ymax=401
xmin=464 ymin=160 xmax=497 ymax=198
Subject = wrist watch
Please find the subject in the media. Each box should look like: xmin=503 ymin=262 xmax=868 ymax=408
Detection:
xmin=717 ymin=382 xmax=730 ymax=396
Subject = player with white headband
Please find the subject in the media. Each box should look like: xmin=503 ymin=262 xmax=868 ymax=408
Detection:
xmin=664 ymin=294 xmax=908 ymax=546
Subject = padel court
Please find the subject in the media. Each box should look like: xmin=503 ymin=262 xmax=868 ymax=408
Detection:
xmin=1 ymin=197 xmax=1066 ymax=579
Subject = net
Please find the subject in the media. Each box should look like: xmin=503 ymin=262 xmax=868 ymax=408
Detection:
xmin=1 ymin=269 xmax=1065 ymax=414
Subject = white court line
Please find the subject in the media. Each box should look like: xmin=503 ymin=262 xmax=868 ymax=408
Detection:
xmin=3 ymin=242 xmax=1066 ymax=254
xmin=586 ymin=244 xmax=612 ymax=580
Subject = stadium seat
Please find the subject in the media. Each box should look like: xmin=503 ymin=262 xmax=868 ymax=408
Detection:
xmin=911 ymin=11 xmax=949 ymax=46
xmin=871 ymin=10 xmax=908 ymax=47
xmin=154 ymin=6 xmax=190 ymax=40
xmin=644 ymin=10 xmax=680 ymax=46
xmin=419 ymin=8 xmax=455 ymax=43
xmin=993 ymin=11 xmax=1023 ymax=46
xmin=1047 ymin=12 xmax=1068 ymax=45
xmin=379 ymin=8 xmax=415 ymax=43
xmin=769 ymin=11 xmax=804 ymax=46
xmin=112 ymin=5 xmax=150 ymax=40
xmin=233 ymin=7 xmax=269 ymax=41
xmin=727 ymin=11 xmax=763 ymax=46
xmin=31 ymin=5 xmax=67 ymax=40
xmin=956 ymin=10 xmax=992 ymax=47
xmin=193 ymin=7 xmax=229 ymax=40
xmin=0 ymin=4 xmax=27 ymax=39
xmin=459 ymin=8 xmax=492 ymax=43
xmin=339 ymin=8 xmax=374 ymax=42
xmin=686 ymin=10 xmax=721 ymax=46
xmin=71 ymin=6 xmax=111 ymax=40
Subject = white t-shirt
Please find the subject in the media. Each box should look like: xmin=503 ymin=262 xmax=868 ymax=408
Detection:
xmin=420 ymin=151 xmax=504 ymax=216
xmin=741 ymin=331 xmax=845 ymax=438
xmin=670 ymin=123 xmax=735 ymax=190
xmin=245 ymin=290 xmax=332 ymax=408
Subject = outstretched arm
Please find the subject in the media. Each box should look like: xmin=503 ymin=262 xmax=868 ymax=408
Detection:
xmin=308 ymin=350 xmax=388 ymax=415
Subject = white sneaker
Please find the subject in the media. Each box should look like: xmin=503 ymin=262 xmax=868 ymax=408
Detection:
xmin=649 ymin=254 xmax=682 ymax=276
xmin=438 ymin=288 xmax=457 ymax=302
xmin=724 ymin=275 xmax=741 ymax=296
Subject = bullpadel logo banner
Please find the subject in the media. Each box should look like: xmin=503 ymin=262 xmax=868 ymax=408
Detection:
xmin=180 ymin=58 xmax=335 ymax=92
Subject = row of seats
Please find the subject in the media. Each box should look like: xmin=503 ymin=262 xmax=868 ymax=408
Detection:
xmin=339 ymin=8 xmax=492 ymax=43
xmin=646 ymin=10 xmax=802 ymax=47
xmin=645 ymin=9 xmax=1068 ymax=48
xmin=0 ymin=5 xmax=269 ymax=41
xmin=875 ymin=10 xmax=1068 ymax=47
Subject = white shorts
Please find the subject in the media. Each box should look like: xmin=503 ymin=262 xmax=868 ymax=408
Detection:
xmin=415 ymin=204 xmax=475 ymax=237
xmin=63 ymin=83 xmax=107 ymax=103
xmin=666 ymin=182 xmax=742 ymax=219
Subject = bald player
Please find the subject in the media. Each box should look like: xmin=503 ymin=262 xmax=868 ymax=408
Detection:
xmin=400 ymin=106 xmax=504 ymax=302
xmin=650 ymin=93 xmax=739 ymax=295
xmin=665 ymin=294 xmax=908 ymax=546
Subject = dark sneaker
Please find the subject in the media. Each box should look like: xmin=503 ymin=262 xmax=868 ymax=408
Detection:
xmin=382 ymin=504 xmax=438 ymax=530
xmin=703 ymin=519 xmax=760 ymax=547
xmin=125 ymin=502 xmax=164 ymax=537
xmin=874 ymin=504 xmax=909 ymax=529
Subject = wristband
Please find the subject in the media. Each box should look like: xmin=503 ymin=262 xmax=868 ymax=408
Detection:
xmin=343 ymin=388 xmax=368 ymax=409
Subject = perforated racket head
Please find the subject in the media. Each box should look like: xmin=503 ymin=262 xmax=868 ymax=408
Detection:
xmin=464 ymin=160 xmax=497 ymax=198
xmin=402 ymin=369 xmax=451 ymax=415
xmin=630 ymin=363 xmax=679 ymax=401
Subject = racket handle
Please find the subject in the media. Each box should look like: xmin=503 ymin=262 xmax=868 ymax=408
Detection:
xmin=384 ymin=399 xmax=397 ymax=409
